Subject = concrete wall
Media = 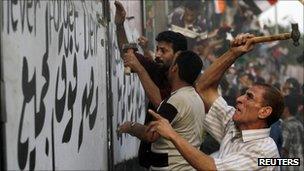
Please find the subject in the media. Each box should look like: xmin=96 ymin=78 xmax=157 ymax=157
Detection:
xmin=1 ymin=0 xmax=146 ymax=170
xmin=108 ymin=0 xmax=146 ymax=165
xmin=1 ymin=1 xmax=108 ymax=170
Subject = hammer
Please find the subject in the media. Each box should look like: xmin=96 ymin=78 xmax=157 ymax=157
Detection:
xmin=233 ymin=23 xmax=300 ymax=46
xmin=122 ymin=43 xmax=138 ymax=75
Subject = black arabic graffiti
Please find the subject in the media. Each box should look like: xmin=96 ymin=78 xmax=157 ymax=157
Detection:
xmin=18 ymin=4 xmax=50 ymax=169
xmin=79 ymin=67 xmax=98 ymax=151
xmin=8 ymin=1 xmax=102 ymax=170
xmin=109 ymin=26 xmax=146 ymax=146
xmin=115 ymin=75 xmax=145 ymax=145
xmin=6 ymin=0 xmax=40 ymax=34
xmin=18 ymin=57 xmax=36 ymax=170
xmin=62 ymin=54 xmax=78 ymax=143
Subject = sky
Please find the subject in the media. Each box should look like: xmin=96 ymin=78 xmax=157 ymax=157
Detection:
xmin=259 ymin=0 xmax=304 ymax=33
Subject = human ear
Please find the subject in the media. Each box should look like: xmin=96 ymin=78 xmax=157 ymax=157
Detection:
xmin=174 ymin=51 xmax=181 ymax=58
xmin=172 ymin=64 xmax=178 ymax=73
xmin=258 ymin=106 xmax=272 ymax=119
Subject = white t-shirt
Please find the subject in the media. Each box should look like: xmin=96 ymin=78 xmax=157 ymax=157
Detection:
xmin=150 ymin=86 xmax=205 ymax=171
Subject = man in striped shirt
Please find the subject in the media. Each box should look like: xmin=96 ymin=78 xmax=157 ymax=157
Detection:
xmin=148 ymin=33 xmax=284 ymax=170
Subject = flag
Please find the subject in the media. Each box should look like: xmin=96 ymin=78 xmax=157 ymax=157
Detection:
xmin=214 ymin=0 xmax=227 ymax=14
xmin=244 ymin=0 xmax=278 ymax=15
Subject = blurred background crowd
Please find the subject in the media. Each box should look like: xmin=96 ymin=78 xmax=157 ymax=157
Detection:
xmin=140 ymin=0 xmax=303 ymax=168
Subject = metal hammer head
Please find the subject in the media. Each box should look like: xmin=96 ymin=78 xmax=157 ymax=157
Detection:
xmin=122 ymin=43 xmax=138 ymax=53
xmin=291 ymin=23 xmax=300 ymax=46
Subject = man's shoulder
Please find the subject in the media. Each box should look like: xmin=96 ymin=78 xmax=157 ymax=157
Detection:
xmin=283 ymin=117 xmax=304 ymax=130
xmin=248 ymin=137 xmax=279 ymax=155
xmin=166 ymin=93 xmax=186 ymax=107
xmin=211 ymin=96 xmax=235 ymax=112
xmin=167 ymin=87 xmax=203 ymax=109
xmin=168 ymin=87 xmax=197 ymax=100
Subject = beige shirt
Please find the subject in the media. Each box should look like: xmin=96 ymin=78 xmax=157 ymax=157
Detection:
xmin=151 ymin=86 xmax=205 ymax=171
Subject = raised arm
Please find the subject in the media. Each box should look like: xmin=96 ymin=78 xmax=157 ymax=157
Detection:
xmin=138 ymin=36 xmax=154 ymax=62
xmin=195 ymin=33 xmax=254 ymax=110
xmin=137 ymin=68 xmax=162 ymax=107
xmin=124 ymin=49 xmax=162 ymax=107
xmin=114 ymin=1 xmax=162 ymax=107
xmin=114 ymin=1 xmax=128 ymax=55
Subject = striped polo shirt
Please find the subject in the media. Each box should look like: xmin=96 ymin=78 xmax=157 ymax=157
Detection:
xmin=150 ymin=86 xmax=205 ymax=171
xmin=204 ymin=96 xmax=280 ymax=171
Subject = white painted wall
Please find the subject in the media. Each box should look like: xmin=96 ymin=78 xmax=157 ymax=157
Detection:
xmin=2 ymin=1 xmax=108 ymax=170
xmin=109 ymin=0 xmax=147 ymax=164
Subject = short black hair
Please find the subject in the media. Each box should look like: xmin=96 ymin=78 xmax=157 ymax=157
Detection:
xmin=184 ymin=0 xmax=201 ymax=11
xmin=284 ymin=95 xmax=299 ymax=116
xmin=156 ymin=31 xmax=187 ymax=53
xmin=285 ymin=77 xmax=300 ymax=95
xmin=174 ymin=51 xmax=203 ymax=85
xmin=255 ymin=83 xmax=284 ymax=127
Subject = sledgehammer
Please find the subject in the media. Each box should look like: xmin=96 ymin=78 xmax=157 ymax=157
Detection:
xmin=232 ymin=23 xmax=300 ymax=47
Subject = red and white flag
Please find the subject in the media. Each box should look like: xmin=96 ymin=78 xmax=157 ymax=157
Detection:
xmin=244 ymin=0 xmax=278 ymax=15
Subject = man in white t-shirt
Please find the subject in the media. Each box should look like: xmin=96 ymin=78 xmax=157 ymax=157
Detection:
xmin=117 ymin=50 xmax=205 ymax=170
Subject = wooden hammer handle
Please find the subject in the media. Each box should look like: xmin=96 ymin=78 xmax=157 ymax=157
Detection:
xmin=251 ymin=33 xmax=291 ymax=44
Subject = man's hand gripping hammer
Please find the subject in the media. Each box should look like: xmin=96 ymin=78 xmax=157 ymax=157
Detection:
xmin=122 ymin=43 xmax=138 ymax=75
xmin=231 ymin=23 xmax=300 ymax=47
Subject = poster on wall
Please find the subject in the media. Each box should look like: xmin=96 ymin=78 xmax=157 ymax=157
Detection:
xmin=109 ymin=1 xmax=146 ymax=165
xmin=1 ymin=1 xmax=108 ymax=170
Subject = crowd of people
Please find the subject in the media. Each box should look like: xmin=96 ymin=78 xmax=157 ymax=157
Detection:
xmin=114 ymin=0 xmax=303 ymax=170
xmin=168 ymin=3 xmax=304 ymax=166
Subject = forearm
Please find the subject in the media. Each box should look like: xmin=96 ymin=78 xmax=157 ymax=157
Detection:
xmin=196 ymin=50 xmax=243 ymax=108
xmin=116 ymin=24 xmax=128 ymax=55
xmin=137 ymin=66 xmax=162 ymax=107
xmin=197 ymin=49 xmax=242 ymax=91
xmin=127 ymin=122 xmax=150 ymax=141
xmin=143 ymin=49 xmax=154 ymax=61
xmin=170 ymin=131 xmax=216 ymax=171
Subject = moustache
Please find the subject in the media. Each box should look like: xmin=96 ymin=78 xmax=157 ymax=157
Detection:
xmin=154 ymin=57 xmax=163 ymax=64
